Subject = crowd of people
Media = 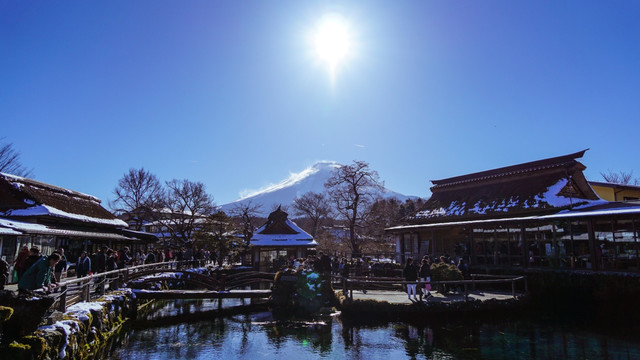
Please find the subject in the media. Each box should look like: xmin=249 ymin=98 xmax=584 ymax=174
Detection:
xmin=403 ymin=254 xmax=470 ymax=302
xmin=3 ymin=245 xmax=219 ymax=293
xmin=270 ymin=253 xmax=401 ymax=279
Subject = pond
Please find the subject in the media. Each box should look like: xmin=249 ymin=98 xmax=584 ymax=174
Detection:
xmin=104 ymin=299 xmax=640 ymax=360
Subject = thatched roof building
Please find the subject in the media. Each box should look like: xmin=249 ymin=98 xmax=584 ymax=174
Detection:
xmin=250 ymin=206 xmax=316 ymax=271
xmin=387 ymin=150 xmax=640 ymax=272
xmin=410 ymin=150 xmax=602 ymax=223
xmin=0 ymin=173 xmax=156 ymax=270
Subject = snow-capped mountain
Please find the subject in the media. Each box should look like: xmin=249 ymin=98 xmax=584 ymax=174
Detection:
xmin=220 ymin=161 xmax=418 ymax=216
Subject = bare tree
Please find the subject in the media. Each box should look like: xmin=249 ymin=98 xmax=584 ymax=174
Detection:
xmin=0 ymin=138 xmax=33 ymax=177
xmin=110 ymin=168 xmax=164 ymax=230
xmin=193 ymin=211 xmax=237 ymax=266
xmin=601 ymin=170 xmax=639 ymax=185
xmin=229 ymin=201 xmax=263 ymax=265
xmin=163 ymin=179 xmax=216 ymax=245
xmin=293 ymin=192 xmax=332 ymax=237
xmin=325 ymin=160 xmax=383 ymax=258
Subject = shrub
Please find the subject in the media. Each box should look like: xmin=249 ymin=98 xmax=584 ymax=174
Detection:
xmin=431 ymin=263 xmax=463 ymax=294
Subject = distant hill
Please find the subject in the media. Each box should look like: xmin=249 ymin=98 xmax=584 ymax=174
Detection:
xmin=220 ymin=161 xmax=419 ymax=216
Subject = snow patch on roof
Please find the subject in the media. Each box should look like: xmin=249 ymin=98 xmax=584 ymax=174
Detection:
xmin=414 ymin=179 xmax=604 ymax=220
xmin=3 ymin=204 xmax=127 ymax=227
xmin=1 ymin=172 xmax=101 ymax=202
xmin=251 ymin=219 xmax=316 ymax=247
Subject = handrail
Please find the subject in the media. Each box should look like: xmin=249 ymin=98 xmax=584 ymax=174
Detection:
xmin=49 ymin=263 xmax=280 ymax=312
xmin=340 ymin=274 xmax=527 ymax=302
xmin=50 ymin=261 xmax=196 ymax=312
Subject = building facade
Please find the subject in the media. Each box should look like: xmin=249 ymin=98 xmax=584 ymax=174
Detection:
xmin=250 ymin=207 xmax=317 ymax=271
xmin=0 ymin=173 xmax=156 ymax=275
xmin=387 ymin=150 xmax=640 ymax=272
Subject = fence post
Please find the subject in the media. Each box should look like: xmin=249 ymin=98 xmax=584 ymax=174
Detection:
xmin=58 ymin=285 xmax=67 ymax=312
xmin=83 ymin=278 xmax=90 ymax=302
xmin=464 ymin=282 xmax=468 ymax=302
xmin=512 ymin=279 xmax=516 ymax=298
xmin=99 ymin=275 xmax=106 ymax=295
xmin=112 ymin=273 xmax=120 ymax=290
xmin=472 ymin=274 xmax=476 ymax=291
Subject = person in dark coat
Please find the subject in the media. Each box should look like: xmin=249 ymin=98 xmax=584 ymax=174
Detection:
xmin=404 ymin=258 xmax=418 ymax=301
xmin=457 ymin=258 xmax=470 ymax=279
xmin=76 ymin=251 xmax=91 ymax=278
xmin=341 ymin=258 xmax=351 ymax=279
xmin=118 ymin=247 xmax=132 ymax=268
xmin=318 ymin=252 xmax=331 ymax=276
xmin=13 ymin=246 xmax=30 ymax=281
xmin=145 ymin=250 xmax=156 ymax=264
xmin=419 ymin=257 xmax=433 ymax=301
xmin=18 ymin=253 xmax=61 ymax=292
xmin=105 ymin=250 xmax=118 ymax=271
xmin=20 ymin=247 xmax=41 ymax=278
xmin=54 ymin=248 xmax=68 ymax=282
xmin=94 ymin=246 xmax=107 ymax=273
xmin=0 ymin=258 xmax=9 ymax=290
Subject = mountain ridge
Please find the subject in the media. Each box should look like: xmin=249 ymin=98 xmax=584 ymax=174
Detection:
xmin=220 ymin=162 xmax=419 ymax=216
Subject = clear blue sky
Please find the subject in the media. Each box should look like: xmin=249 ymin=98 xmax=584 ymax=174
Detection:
xmin=1 ymin=1 xmax=639 ymax=206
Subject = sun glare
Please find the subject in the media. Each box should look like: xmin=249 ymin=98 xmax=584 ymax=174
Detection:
xmin=313 ymin=15 xmax=352 ymax=81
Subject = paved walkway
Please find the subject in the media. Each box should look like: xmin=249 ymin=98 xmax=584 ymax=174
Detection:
xmin=348 ymin=289 xmax=519 ymax=304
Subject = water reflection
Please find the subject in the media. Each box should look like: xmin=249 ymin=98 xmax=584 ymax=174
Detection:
xmin=106 ymin=301 xmax=640 ymax=359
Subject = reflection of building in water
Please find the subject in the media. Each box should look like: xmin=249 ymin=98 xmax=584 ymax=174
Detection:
xmin=389 ymin=150 xmax=640 ymax=271
xmin=250 ymin=206 xmax=317 ymax=271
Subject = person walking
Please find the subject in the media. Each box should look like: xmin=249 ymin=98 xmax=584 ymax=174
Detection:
xmin=76 ymin=251 xmax=91 ymax=278
xmin=54 ymin=248 xmax=68 ymax=282
xmin=404 ymin=258 xmax=419 ymax=301
xmin=419 ymin=257 xmax=433 ymax=301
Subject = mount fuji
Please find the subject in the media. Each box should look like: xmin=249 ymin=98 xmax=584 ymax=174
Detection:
xmin=220 ymin=161 xmax=419 ymax=216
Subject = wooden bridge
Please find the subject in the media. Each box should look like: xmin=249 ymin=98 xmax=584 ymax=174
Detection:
xmin=49 ymin=261 xmax=276 ymax=312
xmin=48 ymin=261 xmax=526 ymax=312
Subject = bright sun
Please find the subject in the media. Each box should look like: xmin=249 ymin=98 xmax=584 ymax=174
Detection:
xmin=313 ymin=15 xmax=352 ymax=79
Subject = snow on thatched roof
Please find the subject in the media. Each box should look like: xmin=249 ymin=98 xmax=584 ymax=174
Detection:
xmin=409 ymin=150 xmax=603 ymax=224
xmin=0 ymin=173 xmax=126 ymax=227
xmin=251 ymin=206 xmax=316 ymax=247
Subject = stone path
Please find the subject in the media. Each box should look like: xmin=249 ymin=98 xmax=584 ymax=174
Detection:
xmin=347 ymin=289 xmax=519 ymax=304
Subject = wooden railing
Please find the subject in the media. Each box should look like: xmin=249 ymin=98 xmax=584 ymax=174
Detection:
xmin=48 ymin=263 xmax=279 ymax=312
xmin=340 ymin=274 xmax=527 ymax=302
xmin=50 ymin=261 xmax=197 ymax=312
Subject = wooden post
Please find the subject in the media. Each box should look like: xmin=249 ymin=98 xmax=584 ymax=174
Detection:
xmin=521 ymin=225 xmax=528 ymax=269
xmin=84 ymin=279 xmax=90 ymax=302
xmin=512 ymin=279 xmax=516 ymax=298
xmin=58 ymin=285 xmax=67 ymax=312
xmin=472 ymin=274 xmax=476 ymax=291
xmin=587 ymin=219 xmax=599 ymax=270
xmin=464 ymin=283 xmax=468 ymax=302
xmin=99 ymin=276 xmax=106 ymax=295
xmin=469 ymin=227 xmax=476 ymax=266
xmin=633 ymin=219 xmax=639 ymax=270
